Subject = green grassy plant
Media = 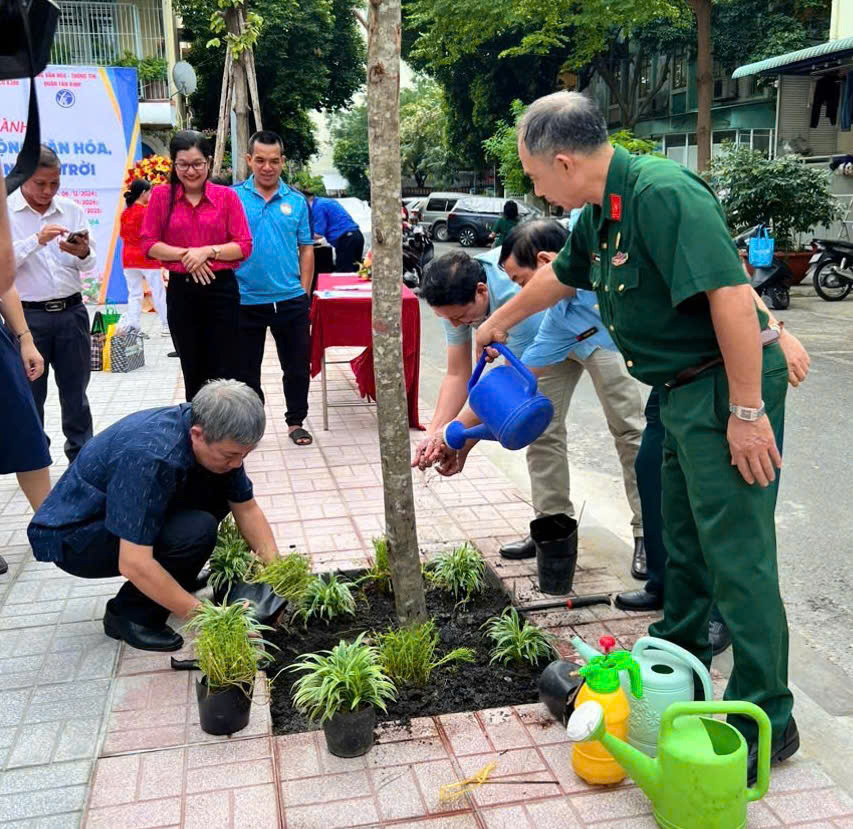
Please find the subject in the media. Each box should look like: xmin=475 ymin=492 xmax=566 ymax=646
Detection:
xmin=376 ymin=620 xmax=474 ymax=686
xmin=183 ymin=600 xmax=274 ymax=692
xmin=290 ymin=632 xmax=396 ymax=722
xmin=252 ymin=552 xmax=312 ymax=603
xmin=294 ymin=573 xmax=357 ymax=624
xmin=425 ymin=542 xmax=485 ymax=603
xmin=208 ymin=515 xmax=260 ymax=593
xmin=482 ymin=607 xmax=557 ymax=667
xmin=362 ymin=536 xmax=391 ymax=593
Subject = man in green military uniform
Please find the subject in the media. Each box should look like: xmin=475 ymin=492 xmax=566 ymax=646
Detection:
xmin=475 ymin=91 xmax=798 ymax=781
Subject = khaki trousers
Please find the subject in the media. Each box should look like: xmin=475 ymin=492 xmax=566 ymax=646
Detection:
xmin=525 ymin=347 xmax=645 ymax=536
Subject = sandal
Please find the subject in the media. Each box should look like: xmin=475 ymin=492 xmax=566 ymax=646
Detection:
xmin=289 ymin=427 xmax=313 ymax=446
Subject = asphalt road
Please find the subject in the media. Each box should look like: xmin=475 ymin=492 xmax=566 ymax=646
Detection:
xmin=420 ymin=240 xmax=853 ymax=678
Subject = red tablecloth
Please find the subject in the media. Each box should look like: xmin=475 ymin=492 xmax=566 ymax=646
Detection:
xmin=310 ymin=273 xmax=424 ymax=430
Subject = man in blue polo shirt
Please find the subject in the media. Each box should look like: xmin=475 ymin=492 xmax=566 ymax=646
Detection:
xmin=236 ymin=131 xmax=315 ymax=446
xmin=305 ymin=192 xmax=364 ymax=273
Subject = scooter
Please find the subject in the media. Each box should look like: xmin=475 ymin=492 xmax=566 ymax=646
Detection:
xmin=807 ymin=237 xmax=853 ymax=301
xmin=402 ymin=223 xmax=434 ymax=290
xmin=733 ymin=226 xmax=792 ymax=310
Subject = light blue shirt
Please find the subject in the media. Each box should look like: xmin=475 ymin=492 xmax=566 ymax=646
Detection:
xmin=567 ymin=207 xmax=584 ymax=230
xmin=235 ymin=176 xmax=312 ymax=305
xmin=522 ymin=289 xmax=617 ymax=366
xmin=442 ymin=247 xmax=545 ymax=358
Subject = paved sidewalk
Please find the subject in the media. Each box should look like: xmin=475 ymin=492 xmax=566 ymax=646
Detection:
xmin=1 ymin=316 xmax=852 ymax=827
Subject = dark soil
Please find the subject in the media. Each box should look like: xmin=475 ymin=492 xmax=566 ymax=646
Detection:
xmin=268 ymin=576 xmax=545 ymax=735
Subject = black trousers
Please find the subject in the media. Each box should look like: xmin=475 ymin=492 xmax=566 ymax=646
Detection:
xmin=58 ymin=510 xmax=218 ymax=627
xmin=24 ymin=303 xmax=93 ymax=462
xmin=239 ymin=295 xmax=311 ymax=425
xmin=167 ymin=269 xmax=241 ymax=401
xmin=333 ymin=230 xmax=365 ymax=274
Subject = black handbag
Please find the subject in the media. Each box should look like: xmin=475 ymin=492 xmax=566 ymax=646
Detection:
xmin=0 ymin=0 xmax=60 ymax=193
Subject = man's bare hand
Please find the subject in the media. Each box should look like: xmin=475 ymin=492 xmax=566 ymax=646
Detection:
xmin=778 ymin=330 xmax=810 ymax=387
xmin=58 ymin=237 xmax=90 ymax=259
xmin=412 ymin=434 xmax=448 ymax=470
xmin=19 ymin=338 xmax=44 ymax=381
xmin=437 ymin=445 xmax=470 ymax=477
xmin=474 ymin=319 xmax=509 ymax=356
xmin=37 ymin=224 xmax=68 ymax=246
xmin=727 ymin=414 xmax=782 ymax=486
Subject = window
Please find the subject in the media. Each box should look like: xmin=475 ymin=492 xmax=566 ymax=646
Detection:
xmin=712 ymin=130 xmax=737 ymax=158
xmin=639 ymin=56 xmax=653 ymax=99
xmin=426 ymin=199 xmax=447 ymax=212
xmin=672 ymin=49 xmax=687 ymax=90
xmin=752 ymin=130 xmax=771 ymax=156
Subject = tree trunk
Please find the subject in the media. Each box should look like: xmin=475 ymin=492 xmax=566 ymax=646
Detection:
xmin=224 ymin=6 xmax=250 ymax=181
xmin=690 ymin=0 xmax=713 ymax=172
xmin=213 ymin=51 xmax=232 ymax=177
xmin=366 ymin=0 xmax=427 ymax=625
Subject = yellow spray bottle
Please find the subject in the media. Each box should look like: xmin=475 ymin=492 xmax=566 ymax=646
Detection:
xmin=572 ymin=642 xmax=644 ymax=785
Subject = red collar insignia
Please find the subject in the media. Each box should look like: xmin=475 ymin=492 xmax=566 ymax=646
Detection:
xmin=610 ymin=194 xmax=622 ymax=221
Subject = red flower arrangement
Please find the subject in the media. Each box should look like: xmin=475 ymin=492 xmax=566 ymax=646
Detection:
xmin=124 ymin=154 xmax=172 ymax=189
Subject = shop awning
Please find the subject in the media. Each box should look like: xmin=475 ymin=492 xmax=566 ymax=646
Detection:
xmin=733 ymin=37 xmax=853 ymax=78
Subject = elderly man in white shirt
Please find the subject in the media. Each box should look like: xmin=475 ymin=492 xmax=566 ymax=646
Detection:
xmin=9 ymin=145 xmax=96 ymax=462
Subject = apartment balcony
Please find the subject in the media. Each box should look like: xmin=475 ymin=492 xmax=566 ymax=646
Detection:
xmin=51 ymin=0 xmax=174 ymax=126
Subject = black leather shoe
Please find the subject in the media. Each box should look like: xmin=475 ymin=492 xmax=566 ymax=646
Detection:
xmin=614 ymin=588 xmax=663 ymax=611
xmin=631 ymin=537 xmax=647 ymax=580
xmin=0 ymin=555 xmax=7 ymax=575
xmin=709 ymin=617 xmax=732 ymax=656
xmin=747 ymin=717 xmax=799 ymax=785
xmin=500 ymin=535 xmax=536 ymax=560
xmin=103 ymin=608 xmax=183 ymax=652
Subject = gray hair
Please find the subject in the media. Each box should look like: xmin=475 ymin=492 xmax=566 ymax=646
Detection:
xmin=519 ymin=92 xmax=608 ymax=159
xmin=191 ymin=379 xmax=266 ymax=446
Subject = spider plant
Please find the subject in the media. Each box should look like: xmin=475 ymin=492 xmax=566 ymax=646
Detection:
xmin=482 ymin=607 xmax=557 ymax=667
xmin=208 ymin=515 xmax=260 ymax=593
xmin=183 ymin=600 xmax=274 ymax=692
xmin=252 ymin=552 xmax=312 ymax=603
xmin=289 ymin=632 xmax=396 ymax=723
xmin=293 ymin=573 xmax=356 ymax=624
xmin=425 ymin=542 xmax=485 ymax=603
xmin=376 ymin=620 xmax=475 ymax=686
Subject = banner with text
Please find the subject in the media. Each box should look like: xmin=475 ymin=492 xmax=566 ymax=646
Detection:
xmin=0 ymin=65 xmax=141 ymax=303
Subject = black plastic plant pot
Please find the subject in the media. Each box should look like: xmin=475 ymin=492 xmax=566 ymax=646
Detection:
xmin=196 ymin=676 xmax=254 ymax=736
xmin=322 ymin=705 xmax=376 ymax=757
xmin=538 ymin=659 xmax=583 ymax=725
xmin=531 ymin=513 xmax=578 ymax=595
xmin=212 ymin=580 xmax=287 ymax=626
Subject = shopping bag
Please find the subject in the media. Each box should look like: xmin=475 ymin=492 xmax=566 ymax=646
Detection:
xmin=102 ymin=304 xmax=121 ymax=328
xmin=102 ymin=324 xmax=115 ymax=372
xmin=748 ymin=225 xmax=775 ymax=268
xmin=90 ymin=332 xmax=105 ymax=371
xmin=110 ymin=329 xmax=145 ymax=373
xmin=90 ymin=310 xmax=107 ymax=335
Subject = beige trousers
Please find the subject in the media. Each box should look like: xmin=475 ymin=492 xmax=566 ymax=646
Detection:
xmin=525 ymin=347 xmax=645 ymax=536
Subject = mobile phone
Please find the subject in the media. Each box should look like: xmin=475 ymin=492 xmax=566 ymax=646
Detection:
xmin=65 ymin=229 xmax=89 ymax=244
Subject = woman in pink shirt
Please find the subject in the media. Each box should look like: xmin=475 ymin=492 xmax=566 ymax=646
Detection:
xmin=141 ymin=131 xmax=252 ymax=400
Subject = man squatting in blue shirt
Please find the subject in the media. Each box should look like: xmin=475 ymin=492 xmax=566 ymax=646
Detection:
xmin=235 ymin=130 xmax=315 ymax=446
xmin=304 ymin=192 xmax=365 ymax=274
xmin=412 ymin=218 xmax=648 ymax=581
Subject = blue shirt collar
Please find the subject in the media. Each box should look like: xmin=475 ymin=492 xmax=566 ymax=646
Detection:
xmin=243 ymin=174 xmax=292 ymax=201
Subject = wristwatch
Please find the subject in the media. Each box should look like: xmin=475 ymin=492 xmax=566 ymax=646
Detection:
xmin=211 ymin=246 xmax=220 ymax=260
xmin=729 ymin=402 xmax=766 ymax=421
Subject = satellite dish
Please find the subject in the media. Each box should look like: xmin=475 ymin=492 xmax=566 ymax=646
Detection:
xmin=172 ymin=61 xmax=197 ymax=96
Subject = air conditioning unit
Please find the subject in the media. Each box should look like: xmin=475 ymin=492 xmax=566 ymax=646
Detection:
xmin=713 ymin=77 xmax=738 ymax=101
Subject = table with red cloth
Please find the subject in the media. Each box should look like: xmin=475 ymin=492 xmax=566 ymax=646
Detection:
xmin=309 ymin=273 xmax=424 ymax=430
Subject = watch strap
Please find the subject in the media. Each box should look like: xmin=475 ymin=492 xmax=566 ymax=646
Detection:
xmin=729 ymin=402 xmax=766 ymax=421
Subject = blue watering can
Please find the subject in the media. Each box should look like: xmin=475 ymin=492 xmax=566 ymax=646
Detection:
xmin=443 ymin=342 xmax=554 ymax=451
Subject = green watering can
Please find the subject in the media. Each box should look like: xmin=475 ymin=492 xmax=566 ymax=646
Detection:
xmin=566 ymin=699 xmax=771 ymax=829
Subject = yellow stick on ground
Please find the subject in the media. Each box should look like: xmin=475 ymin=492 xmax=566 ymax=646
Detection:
xmin=438 ymin=762 xmax=497 ymax=803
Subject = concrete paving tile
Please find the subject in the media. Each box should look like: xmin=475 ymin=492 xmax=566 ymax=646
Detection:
xmin=101 ymin=724 xmax=186 ymax=755
xmin=0 ymin=670 xmax=41 ymax=692
xmin=284 ymin=796 xmax=379 ymax=828
xmin=439 ymin=712 xmax=491 ymax=756
xmin=471 ymin=771 xmax=561 ymax=809
xmin=514 ymin=704 xmax=571 ymax=746
xmin=766 ymin=760 xmax=836 ymax=793
xmin=371 ymin=765 xmax=427 ymax=821
xmin=538 ymin=742 xmax=605 ymax=795
xmin=0 ymin=612 xmax=62 ymax=630
xmin=88 ymin=755 xmax=140 ymax=808
xmin=282 ymin=768 xmax=370 ymax=806
xmin=316 ymin=743 xmax=368 ymax=775
xmin=187 ymin=736 xmax=271 ymax=768
xmin=0 ymin=600 xmax=67 ymax=619
xmin=0 ymin=689 xmax=31 ymax=728
xmin=275 ymin=732 xmax=322 ymax=780
xmin=85 ymin=796 xmax=182 ymax=828
xmin=366 ymin=736 xmax=449 ymax=768
xmin=138 ymin=748 xmax=185 ymax=801
xmin=73 ymin=641 xmax=118 ymax=680
xmin=0 ymin=760 xmax=91 ymax=795
xmin=0 ymin=629 xmax=52 ymax=659
xmin=570 ymin=787 xmax=654 ymax=823
xmin=232 ymin=783 xmax=280 ymax=825
xmin=456 ymin=748 xmax=547 ymax=779
xmin=766 ymin=788 xmax=853 ymax=823
xmin=107 ymin=704 xmax=187 ymax=731
xmin=6 ymin=720 xmax=62 ymax=767
xmin=0 ymin=785 xmax=87 ymax=822
xmin=24 ymin=694 xmax=109 ymax=725
xmin=185 ymin=757 xmax=274 ymax=794
xmin=375 ymin=717 xmax=439 ymax=744
xmin=0 ymin=812 xmax=82 ymax=828
xmin=390 ymin=815 xmax=479 ymax=829
xmin=479 ymin=707 xmax=533 ymax=751
xmin=746 ymin=800 xmax=783 ymax=827
xmin=480 ymin=804 xmax=533 ymax=829
xmin=525 ymin=796 xmax=586 ymax=826
xmin=411 ymin=759 xmax=467 ymax=814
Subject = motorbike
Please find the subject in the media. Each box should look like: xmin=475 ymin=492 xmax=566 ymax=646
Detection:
xmin=807 ymin=238 xmax=853 ymax=301
xmin=733 ymin=226 xmax=792 ymax=310
xmin=402 ymin=222 xmax=434 ymax=290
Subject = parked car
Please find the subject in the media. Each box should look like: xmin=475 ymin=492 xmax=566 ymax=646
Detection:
xmin=404 ymin=196 xmax=426 ymax=223
xmin=420 ymin=191 xmax=471 ymax=242
xmin=447 ymin=197 xmax=542 ymax=247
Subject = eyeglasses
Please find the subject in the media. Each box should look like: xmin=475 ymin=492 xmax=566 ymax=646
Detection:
xmin=175 ymin=160 xmax=209 ymax=172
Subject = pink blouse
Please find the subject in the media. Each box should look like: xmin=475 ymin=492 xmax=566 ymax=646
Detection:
xmin=140 ymin=180 xmax=252 ymax=273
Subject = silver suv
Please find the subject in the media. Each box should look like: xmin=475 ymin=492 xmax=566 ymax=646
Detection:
xmin=421 ymin=191 xmax=470 ymax=242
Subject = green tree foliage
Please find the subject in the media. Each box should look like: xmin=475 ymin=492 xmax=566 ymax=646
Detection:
xmin=331 ymin=103 xmax=371 ymax=200
xmin=400 ymin=78 xmax=453 ymax=187
xmin=176 ymin=0 xmax=365 ymax=164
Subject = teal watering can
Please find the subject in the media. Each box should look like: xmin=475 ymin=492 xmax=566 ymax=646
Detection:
xmin=573 ymin=634 xmax=713 ymax=757
xmin=567 ymin=699 xmax=771 ymax=829
xmin=443 ymin=342 xmax=553 ymax=451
